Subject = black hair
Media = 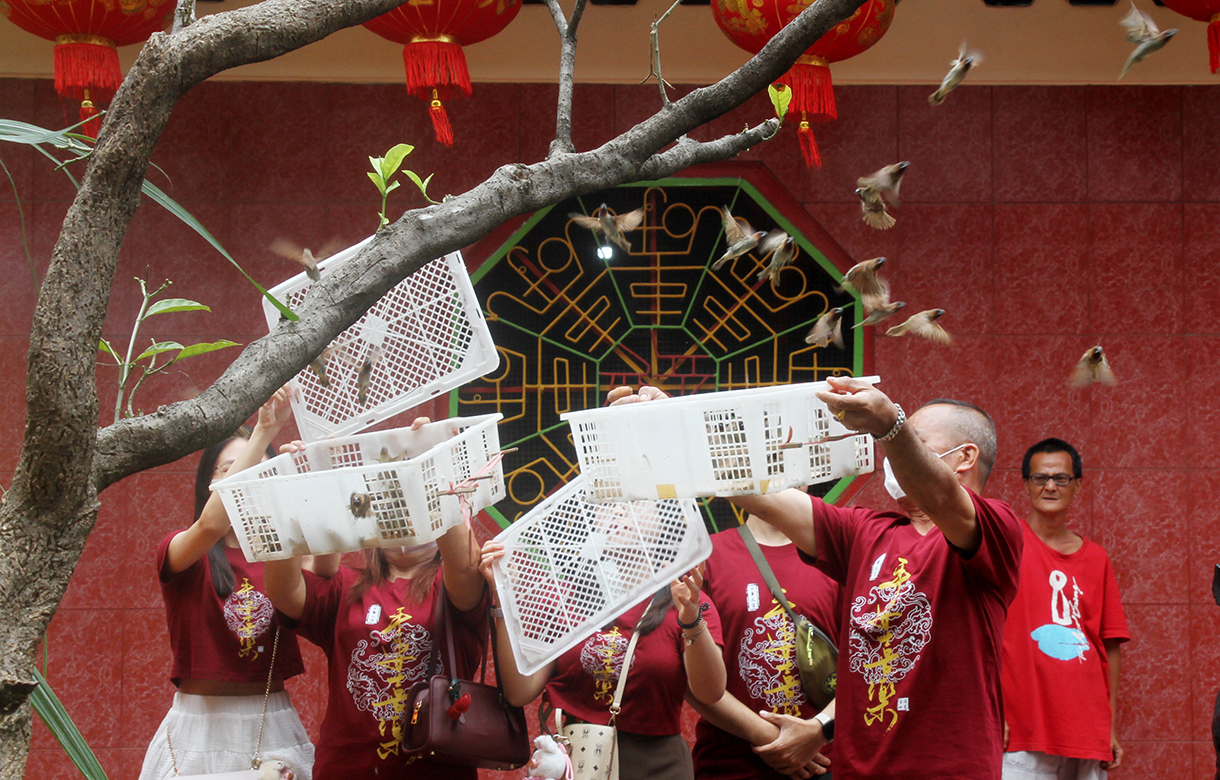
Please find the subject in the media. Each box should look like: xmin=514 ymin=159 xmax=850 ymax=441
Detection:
xmin=194 ymin=427 xmax=274 ymax=599
xmin=919 ymin=398 xmax=997 ymax=489
xmin=1021 ymin=438 xmax=1083 ymax=480
xmin=348 ymin=547 xmax=443 ymax=606
xmin=603 ymin=586 xmax=673 ymax=637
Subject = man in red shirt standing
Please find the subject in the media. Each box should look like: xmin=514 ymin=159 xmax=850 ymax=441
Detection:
xmin=1001 ymin=439 xmax=1130 ymax=780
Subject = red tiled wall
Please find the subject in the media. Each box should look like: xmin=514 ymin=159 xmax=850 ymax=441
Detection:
xmin=4 ymin=76 xmax=1217 ymax=780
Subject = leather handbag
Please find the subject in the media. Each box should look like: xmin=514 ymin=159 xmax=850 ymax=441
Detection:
xmin=739 ymin=525 xmax=839 ymax=710
xmin=401 ymin=593 xmax=531 ymax=770
xmin=553 ymin=601 xmax=649 ymax=780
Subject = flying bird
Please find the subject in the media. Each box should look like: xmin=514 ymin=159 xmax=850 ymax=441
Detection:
xmin=885 ymin=309 xmax=952 ymax=344
xmin=838 ymin=257 xmax=890 ymax=303
xmin=1071 ymin=346 xmax=1117 ymax=387
xmin=756 ymin=230 xmax=797 ymax=283
xmin=270 ymin=238 xmax=343 ymax=282
xmin=307 ymin=345 xmax=336 ymax=388
xmin=568 ymin=203 xmax=646 ymax=251
xmin=1119 ymin=3 xmax=1177 ymax=79
xmin=929 ymin=43 xmax=982 ymax=106
xmin=805 ymin=307 xmax=846 ymax=348
xmin=854 ymin=299 xmax=906 ymax=328
xmin=712 ymin=206 xmax=765 ymax=271
xmin=855 ymin=162 xmax=909 ymax=230
xmin=355 ymin=345 xmax=382 ymax=407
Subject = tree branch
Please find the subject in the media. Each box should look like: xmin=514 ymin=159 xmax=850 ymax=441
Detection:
xmin=638 ymin=119 xmax=780 ymax=179
xmin=548 ymin=0 xmax=590 ymax=158
xmin=646 ymin=0 xmax=684 ymax=107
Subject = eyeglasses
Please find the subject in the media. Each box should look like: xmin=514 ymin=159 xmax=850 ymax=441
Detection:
xmin=1028 ymin=473 xmax=1074 ymax=487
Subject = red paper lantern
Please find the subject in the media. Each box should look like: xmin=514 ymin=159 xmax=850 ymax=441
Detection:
xmin=364 ymin=0 xmax=522 ymax=147
xmin=1158 ymin=0 xmax=1220 ymax=73
xmin=712 ymin=0 xmax=895 ymax=167
xmin=0 ymin=0 xmax=175 ymax=137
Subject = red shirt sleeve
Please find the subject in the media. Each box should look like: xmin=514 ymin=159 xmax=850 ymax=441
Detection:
xmin=287 ymin=567 xmax=352 ymax=652
xmin=956 ymin=491 xmax=1025 ymax=603
xmin=1098 ymin=554 xmax=1131 ymax=643
xmin=809 ymin=496 xmax=865 ymax=585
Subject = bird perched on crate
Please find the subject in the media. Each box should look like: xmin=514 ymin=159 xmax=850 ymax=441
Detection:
xmin=885 ymin=309 xmax=952 ymax=344
xmin=256 ymin=759 xmax=295 ymax=780
xmin=528 ymin=735 xmax=571 ymax=780
xmin=929 ymin=43 xmax=982 ymax=106
xmin=1118 ymin=2 xmax=1177 ymax=79
xmin=856 ymin=163 xmax=909 ymax=230
xmin=568 ymin=203 xmax=646 ymax=252
xmin=805 ymin=307 xmax=846 ymax=348
xmin=712 ymin=206 xmax=765 ymax=272
xmin=1070 ymin=345 xmax=1117 ymax=387
xmin=756 ymin=230 xmax=797 ymax=283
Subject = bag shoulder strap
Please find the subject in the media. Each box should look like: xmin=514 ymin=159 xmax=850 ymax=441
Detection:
xmin=609 ymin=599 xmax=650 ymax=720
xmin=738 ymin=524 xmax=802 ymax=628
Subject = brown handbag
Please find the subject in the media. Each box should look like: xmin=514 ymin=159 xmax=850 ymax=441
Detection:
xmin=401 ymin=592 xmax=531 ymax=770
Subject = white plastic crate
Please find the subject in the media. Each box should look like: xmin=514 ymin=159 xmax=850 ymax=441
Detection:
xmin=559 ymin=379 xmax=879 ymax=503
xmin=491 ymin=476 xmax=711 ymax=676
xmin=263 ymin=236 xmax=499 ymax=442
xmin=212 ymin=414 xmax=505 ymax=561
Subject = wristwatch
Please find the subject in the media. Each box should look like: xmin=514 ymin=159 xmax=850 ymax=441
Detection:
xmin=814 ymin=710 xmax=835 ymax=742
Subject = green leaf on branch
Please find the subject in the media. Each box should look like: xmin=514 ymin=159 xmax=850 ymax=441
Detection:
xmin=176 ymin=340 xmax=240 ymax=360
xmin=98 ymin=339 xmax=119 ymax=360
xmin=30 ymin=667 xmax=110 ymax=780
xmin=367 ymin=170 xmax=386 ymax=195
xmin=404 ymin=170 xmax=438 ymax=204
xmin=144 ymin=298 xmax=210 ymax=318
xmin=768 ymin=83 xmax=792 ymax=122
xmin=381 ymin=143 xmax=414 ymax=180
xmin=136 ymin=341 xmax=185 ymax=362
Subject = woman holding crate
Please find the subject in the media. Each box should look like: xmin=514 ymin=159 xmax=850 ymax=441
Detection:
xmin=263 ymin=416 xmax=488 ymax=780
xmin=139 ymin=386 xmax=324 ymax=780
xmin=479 ymin=539 xmax=727 ymax=780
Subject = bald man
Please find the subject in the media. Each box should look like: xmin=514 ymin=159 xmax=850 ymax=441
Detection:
xmin=728 ymin=378 xmax=1025 ymax=780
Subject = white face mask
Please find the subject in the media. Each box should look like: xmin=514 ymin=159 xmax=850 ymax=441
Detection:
xmin=883 ymin=444 xmax=969 ymax=501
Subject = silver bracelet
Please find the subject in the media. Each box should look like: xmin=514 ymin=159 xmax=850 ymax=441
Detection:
xmin=874 ymin=403 xmax=906 ymax=442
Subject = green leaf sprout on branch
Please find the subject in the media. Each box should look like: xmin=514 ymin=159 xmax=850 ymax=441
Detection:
xmin=367 ymin=143 xmax=438 ymax=229
xmin=98 ymin=278 xmax=240 ymax=423
xmin=768 ymin=83 xmax=792 ymax=123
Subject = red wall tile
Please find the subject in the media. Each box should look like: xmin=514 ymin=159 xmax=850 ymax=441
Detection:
xmin=1087 ymin=87 xmax=1182 ymax=203
xmin=1117 ymin=605 xmax=1191 ymax=742
xmin=896 ymin=85 xmax=992 ymax=204
xmin=992 ymin=204 xmax=1089 ymax=336
xmin=1092 ymin=470 xmax=1189 ymax=605
xmin=993 ymin=87 xmax=1088 ymax=203
xmin=1087 ymin=203 xmax=1183 ymax=336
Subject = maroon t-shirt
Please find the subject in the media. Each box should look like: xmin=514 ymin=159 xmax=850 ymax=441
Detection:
xmin=157 ymin=531 xmax=305 ymax=685
xmin=1002 ymin=522 xmax=1129 ymax=760
xmin=807 ymin=490 xmax=1023 ymax=780
xmin=545 ymin=596 xmax=723 ymax=736
xmin=287 ymin=566 xmax=488 ymax=780
xmin=693 ymin=528 xmax=841 ymax=780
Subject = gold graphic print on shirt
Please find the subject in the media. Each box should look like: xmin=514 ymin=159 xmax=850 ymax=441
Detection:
xmin=849 ymin=557 xmax=932 ymax=731
xmin=738 ymin=590 xmax=807 ymax=715
xmin=579 ymin=626 xmax=631 ymax=703
xmin=347 ymin=607 xmax=433 ymax=759
xmin=222 ymin=578 xmax=274 ymax=659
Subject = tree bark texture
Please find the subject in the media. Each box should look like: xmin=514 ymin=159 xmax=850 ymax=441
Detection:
xmin=0 ymin=0 xmax=868 ymax=775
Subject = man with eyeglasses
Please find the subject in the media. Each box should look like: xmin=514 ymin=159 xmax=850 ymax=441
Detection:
xmin=1000 ymin=438 xmax=1129 ymax=780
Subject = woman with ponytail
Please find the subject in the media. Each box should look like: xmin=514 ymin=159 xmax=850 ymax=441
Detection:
xmin=139 ymin=387 xmax=329 ymax=780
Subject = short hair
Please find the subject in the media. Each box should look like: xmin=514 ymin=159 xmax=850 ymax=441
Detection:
xmin=1021 ymin=438 xmax=1083 ymax=480
xmin=918 ymin=398 xmax=997 ymax=488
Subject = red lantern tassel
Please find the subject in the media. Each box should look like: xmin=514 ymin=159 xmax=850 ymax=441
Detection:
xmin=53 ymin=37 xmax=121 ymax=102
xmin=798 ymin=118 xmax=822 ymax=169
xmin=429 ymin=90 xmax=455 ymax=147
xmin=778 ymin=55 xmax=837 ymax=122
xmin=79 ymin=92 xmax=101 ymax=139
xmin=403 ymin=38 xmax=472 ymax=99
xmin=1209 ymin=13 xmax=1219 ymax=74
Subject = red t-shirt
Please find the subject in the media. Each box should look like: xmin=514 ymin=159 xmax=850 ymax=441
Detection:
xmin=693 ymin=528 xmax=841 ymax=780
xmin=545 ymin=596 xmax=723 ymax=736
xmin=287 ymin=566 xmax=488 ymax=780
xmin=807 ymin=490 xmax=1024 ymax=780
xmin=1001 ymin=522 xmax=1130 ymax=760
xmin=157 ymin=531 xmax=305 ymax=685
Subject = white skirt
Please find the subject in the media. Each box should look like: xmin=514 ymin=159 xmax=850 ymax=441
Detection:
xmin=138 ymin=691 xmax=315 ymax=780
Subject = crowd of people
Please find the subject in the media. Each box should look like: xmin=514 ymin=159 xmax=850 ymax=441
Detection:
xmin=139 ymin=377 xmax=1132 ymax=780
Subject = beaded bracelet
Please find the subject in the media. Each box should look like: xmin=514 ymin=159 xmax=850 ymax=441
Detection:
xmin=677 ymin=601 xmax=710 ymax=629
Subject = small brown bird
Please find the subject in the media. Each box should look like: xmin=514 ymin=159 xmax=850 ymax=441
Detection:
xmin=270 ymin=238 xmax=343 ymax=282
xmin=854 ymin=300 xmax=906 ymax=328
xmin=805 ymin=307 xmax=846 ymax=348
xmin=308 ymin=345 xmax=335 ymax=388
xmin=349 ymin=492 xmax=372 ymax=518
xmin=855 ymin=163 xmax=909 ymax=230
xmin=355 ymin=345 xmax=382 ymax=407
xmin=929 ymin=43 xmax=982 ymax=106
xmin=257 ymin=759 xmax=296 ymax=780
xmin=568 ymin=203 xmax=646 ymax=252
xmin=1071 ymin=346 xmax=1117 ymax=387
xmin=1119 ymin=3 xmax=1177 ymax=79
xmin=885 ymin=309 xmax=952 ymax=344
xmin=838 ymin=257 xmax=890 ymax=302
xmin=756 ymin=230 xmax=797 ymax=283
xmin=712 ymin=206 xmax=765 ymax=271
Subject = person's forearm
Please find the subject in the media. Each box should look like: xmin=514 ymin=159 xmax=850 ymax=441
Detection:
xmin=264 ymin=556 xmax=306 ymax=619
xmin=438 ymin=523 xmax=484 ymax=611
xmin=682 ymin=629 xmax=727 ymax=704
xmin=729 ymin=490 xmax=818 ymax=557
xmin=686 ymin=690 xmax=780 ymax=745
xmin=1106 ymin=642 xmax=1122 ymax=723
xmin=491 ymin=606 xmax=553 ymax=707
xmin=882 ymin=423 xmax=979 ymax=549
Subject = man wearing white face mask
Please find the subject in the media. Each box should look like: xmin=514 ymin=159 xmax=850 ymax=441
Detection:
xmin=719 ymin=376 xmax=1025 ymax=780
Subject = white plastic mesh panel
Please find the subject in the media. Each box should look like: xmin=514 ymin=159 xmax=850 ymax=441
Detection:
xmin=363 ymin=468 xmax=414 ymax=540
xmin=422 ymin=457 xmax=444 ymax=533
xmin=704 ymin=409 xmax=751 ymax=486
xmin=811 ymin=445 xmax=833 ymax=480
xmin=762 ymin=403 xmax=784 ymax=479
xmin=231 ymin=487 xmax=281 ymax=557
xmin=854 ymin=435 xmax=873 ymax=472
xmin=810 ymin=401 xmax=830 ymax=440
xmin=573 ymin=421 xmax=623 ymax=502
xmin=291 ymin=451 xmax=311 ymax=474
xmin=327 ymin=443 xmax=365 ymax=470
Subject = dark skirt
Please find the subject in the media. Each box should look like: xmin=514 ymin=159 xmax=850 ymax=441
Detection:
xmin=618 ymin=731 xmax=694 ymax=780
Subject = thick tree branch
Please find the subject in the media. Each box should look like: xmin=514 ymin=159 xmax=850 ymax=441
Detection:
xmin=547 ymin=0 xmax=590 ymax=158
xmin=638 ymin=119 xmax=780 ymax=179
